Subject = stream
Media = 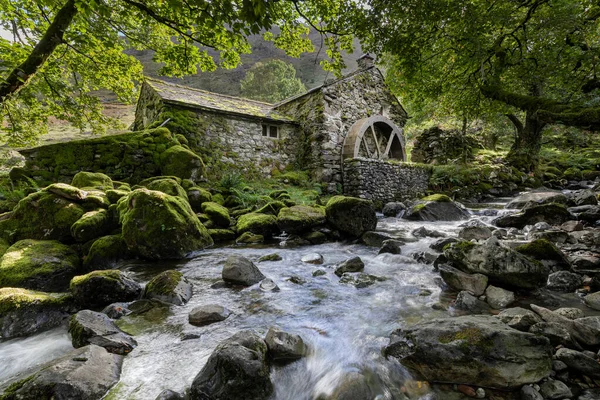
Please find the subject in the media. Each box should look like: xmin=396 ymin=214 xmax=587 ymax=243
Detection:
xmin=0 ymin=199 xmax=590 ymax=399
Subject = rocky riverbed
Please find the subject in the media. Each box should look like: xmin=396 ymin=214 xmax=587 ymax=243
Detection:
xmin=0 ymin=174 xmax=599 ymax=400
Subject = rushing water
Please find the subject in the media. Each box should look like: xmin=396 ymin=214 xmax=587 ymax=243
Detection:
xmin=0 ymin=205 xmax=542 ymax=399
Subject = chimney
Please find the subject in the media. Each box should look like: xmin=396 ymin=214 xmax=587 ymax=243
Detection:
xmin=357 ymin=53 xmax=375 ymax=69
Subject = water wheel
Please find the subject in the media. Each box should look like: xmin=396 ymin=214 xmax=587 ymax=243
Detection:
xmin=341 ymin=115 xmax=406 ymax=162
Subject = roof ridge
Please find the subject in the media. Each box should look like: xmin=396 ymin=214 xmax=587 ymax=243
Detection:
xmin=144 ymin=77 xmax=276 ymax=107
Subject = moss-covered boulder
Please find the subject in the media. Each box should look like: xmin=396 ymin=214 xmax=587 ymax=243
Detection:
xmin=144 ymin=178 xmax=188 ymax=200
xmin=493 ymin=203 xmax=573 ymax=229
xmin=208 ymin=229 xmax=236 ymax=242
xmin=106 ymin=189 xmax=130 ymax=204
xmin=188 ymin=187 xmax=212 ymax=212
xmin=83 ymin=235 xmax=131 ymax=270
xmin=71 ymin=172 xmax=114 ymax=191
xmin=201 ymin=202 xmax=231 ymax=228
xmin=0 ymin=189 xmax=86 ymax=243
xmin=69 ymin=310 xmax=137 ymax=355
xmin=325 ymin=196 xmax=377 ymax=238
xmin=277 ymin=205 xmax=326 ymax=234
xmin=236 ymin=213 xmax=278 ymax=237
xmin=405 ymin=194 xmax=470 ymax=222
xmin=0 ymin=240 xmax=81 ymax=292
xmin=235 ymin=232 xmax=265 ymax=244
xmin=256 ymin=201 xmax=287 ymax=216
xmin=516 ymin=239 xmax=571 ymax=269
xmin=70 ymin=209 xmax=113 ymax=243
xmin=143 ymin=270 xmax=193 ymax=305
xmin=160 ymin=145 xmax=205 ymax=181
xmin=0 ymin=287 xmax=72 ymax=339
xmin=117 ymin=189 xmax=213 ymax=260
xmin=70 ymin=270 xmax=142 ymax=309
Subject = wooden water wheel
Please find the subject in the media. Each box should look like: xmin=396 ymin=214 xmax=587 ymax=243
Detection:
xmin=341 ymin=115 xmax=406 ymax=162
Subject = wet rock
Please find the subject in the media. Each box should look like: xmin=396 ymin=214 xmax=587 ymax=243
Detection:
xmin=361 ymin=231 xmax=395 ymax=247
xmin=189 ymin=331 xmax=272 ymax=400
xmin=497 ymin=307 xmax=542 ymax=332
xmin=144 ymin=270 xmax=193 ymax=305
xmin=382 ymin=202 xmax=406 ymax=217
xmin=102 ymin=302 xmax=131 ymax=320
xmin=529 ymin=322 xmax=578 ymax=348
xmin=584 ymin=291 xmax=600 ymax=311
xmin=571 ymin=252 xmax=600 ymax=274
xmin=521 ymin=385 xmax=544 ymax=400
xmin=506 ymin=191 xmax=568 ymax=209
xmin=222 ymin=255 xmax=265 ymax=286
xmin=312 ymin=269 xmax=326 ymax=277
xmin=71 ymin=209 xmax=113 ymax=243
xmin=539 ymin=379 xmax=572 ymax=400
xmin=458 ymin=226 xmax=493 ymax=241
xmin=325 ymin=196 xmax=377 ymax=238
xmin=70 ymin=270 xmax=142 ymax=309
xmin=555 ymin=348 xmax=600 ymax=378
xmin=301 ymin=253 xmax=324 ymax=265
xmin=303 ymin=231 xmax=328 ymax=245
xmin=278 ymin=236 xmax=311 ymax=248
xmin=118 ymin=189 xmax=213 ymax=259
xmin=515 ymin=239 xmax=571 ymax=270
xmin=188 ymin=304 xmax=231 ymax=327
xmin=385 ymin=315 xmax=552 ymax=389
xmin=276 ymin=205 xmax=326 ymax=234
xmin=339 ymin=273 xmax=386 ymax=288
xmin=547 ymin=271 xmax=583 ymax=292
xmin=454 ymin=291 xmax=491 ymax=313
xmin=320 ymin=372 xmax=379 ymax=400
xmin=405 ymin=194 xmax=470 ymax=222
xmin=187 ymin=187 xmax=212 ymax=212
xmin=570 ymin=189 xmax=598 ymax=206
xmin=208 ymin=229 xmax=236 ymax=242
xmin=83 ymin=234 xmax=131 ymax=270
xmin=412 ymin=226 xmax=446 ymax=238
xmin=485 ymin=285 xmax=514 ymax=309
xmin=578 ymin=206 xmax=600 ymax=223
xmin=259 ymin=278 xmax=280 ymax=292
xmin=578 ymin=389 xmax=600 ymax=400
xmin=155 ymin=389 xmax=185 ymax=400
xmin=439 ymin=265 xmax=488 ymax=296
xmin=236 ymin=232 xmax=264 ymax=244
xmin=0 ymin=287 xmax=72 ymax=339
xmin=528 ymin=230 xmax=571 ymax=245
xmin=0 ymin=239 xmax=81 ymax=292
xmin=412 ymin=251 xmax=437 ymax=264
xmin=69 ymin=310 xmax=137 ymax=355
xmin=444 ymin=238 xmax=550 ymax=290
xmin=265 ymin=328 xmax=307 ymax=362
xmin=258 ymin=253 xmax=282 ymax=262
xmin=0 ymin=344 xmax=123 ymax=400
xmin=287 ymin=275 xmax=306 ymax=285
xmin=554 ymin=308 xmax=585 ymax=320
xmin=378 ymin=239 xmax=403 ymax=255
xmin=334 ymin=256 xmax=365 ymax=277
xmin=201 ymin=202 xmax=231 ymax=228
xmin=493 ymin=203 xmax=573 ymax=229
xmin=430 ymin=237 xmax=458 ymax=252
xmin=530 ymin=304 xmax=600 ymax=347
xmin=561 ymin=220 xmax=584 ymax=232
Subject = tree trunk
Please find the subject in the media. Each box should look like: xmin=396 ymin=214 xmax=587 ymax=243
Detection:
xmin=0 ymin=0 xmax=77 ymax=105
xmin=506 ymin=110 xmax=546 ymax=172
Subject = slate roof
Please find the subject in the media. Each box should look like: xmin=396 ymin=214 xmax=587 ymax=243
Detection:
xmin=145 ymin=78 xmax=295 ymax=123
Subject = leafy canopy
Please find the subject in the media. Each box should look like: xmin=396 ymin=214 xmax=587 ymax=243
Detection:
xmin=0 ymin=0 xmax=359 ymax=145
xmin=240 ymin=60 xmax=306 ymax=103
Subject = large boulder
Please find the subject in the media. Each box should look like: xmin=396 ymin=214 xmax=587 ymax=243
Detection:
xmin=444 ymin=238 xmax=549 ymax=290
xmin=160 ymin=145 xmax=205 ymax=181
xmin=0 ymin=239 xmax=81 ymax=292
xmin=71 ymin=171 xmax=114 ymax=191
xmin=201 ymin=202 xmax=231 ymax=228
xmin=493 ymin=203 xmax=573 ymax=229
xmin=404 ymin=194 xmax=469 ymax=222
xmin=276 ymin=205 xmax=326 ymax=234
xmin=384 ymin=315 xmax=552 ymax=389
xmin=222 ymin=255 xmax=265 ymax=286
xmin=83 ymin=235 xmax=131 ymax=270
xmin=0 ymin=345 xmax=123 ymax=400
xmin=69 ymin=310 xmax=137 ymax=355
xmin=144 ymin=178 xmax=189 ymax=200
xmin=325 ymin=196 xmax=377 ymax=238
xmin=236 ymin=213 xmax=278 ymax=237
xmin=189 ymin=331 xmax=272 ymax=400
xmin=506 ymin=191 xmax=568 ymax=209
xmin=265 ymin=328 xmax=308 ymax=362
xmin=439 ymin=265 xmax=488 ymax=296
xmin=143 ymin=270 xmax=193 ymax=306
xmin=0 ymin=287 xmax=72 ymax=339
xmin=117 ymin=188 xmax=213 ymax=259
xmin=70 ymin=209 xmax=113 ymax=243
xmin=70 ymin=270 xmax=142 ymax=308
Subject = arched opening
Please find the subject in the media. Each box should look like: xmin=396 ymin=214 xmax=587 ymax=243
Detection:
xmin=341 ymin=115 xmax=406 ymax=162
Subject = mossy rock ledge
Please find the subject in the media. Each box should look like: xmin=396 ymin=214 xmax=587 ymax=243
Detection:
xmin=71 ymin=171 xmax=114 ymax=191
xmin=70 ymin=270 xmax=142 ymax=309
xmin=236 ymin=213 xmax=279 ymax=237
xmin=117 ymin=189 xmax=213 ymax=260
xmin=276 ymin=205 xmax=326 ymax=234
xmin=143 ymin=270 xmax=193 ymax=306
xmin=0 ymin=287 xmax=72 ymax=339
xmin=493 ymin=203 xmax=573 ymax=229
xmin=325 ymin=196 xmax=377 ymax=238
xmin=0 ymin=239 xmax=81 ymax=292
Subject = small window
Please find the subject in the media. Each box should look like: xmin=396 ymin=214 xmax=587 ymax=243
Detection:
xmin=262 ymin=124 xmax=279 ymax=139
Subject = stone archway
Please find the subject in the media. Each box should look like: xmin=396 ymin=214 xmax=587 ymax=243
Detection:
xmin=341 ymin=115 xmax=406 ymax=163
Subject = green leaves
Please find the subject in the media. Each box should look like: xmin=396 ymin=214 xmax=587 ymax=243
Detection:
xmin=240 ymin=60 xmax=307 ymax=103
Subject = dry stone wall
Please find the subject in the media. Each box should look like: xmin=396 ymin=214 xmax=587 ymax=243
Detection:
xmin=343 ymin=158 xmax=431 ymax=202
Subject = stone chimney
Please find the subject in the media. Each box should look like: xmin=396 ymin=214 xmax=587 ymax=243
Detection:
xmin=357 ymin=53 xmax=375 ymax=69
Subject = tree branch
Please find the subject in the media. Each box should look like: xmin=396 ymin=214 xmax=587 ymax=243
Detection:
xmin=505 ymin=113 xmax=524 ymax=133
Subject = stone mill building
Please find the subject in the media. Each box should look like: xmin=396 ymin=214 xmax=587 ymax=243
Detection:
xmin=134 ymin=55 xmax=414 ymax=193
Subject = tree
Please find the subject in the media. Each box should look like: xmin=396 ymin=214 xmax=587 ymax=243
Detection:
xmin=240 ymin=60 xmax=306 ymax=103
xmin=360 ymin=0 xmax=600 ymax=170
xmin=0 ymin=0 xmax=359 ymax=145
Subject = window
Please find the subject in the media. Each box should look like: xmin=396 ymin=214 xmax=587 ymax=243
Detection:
xmin=262 ymin=124 xmax=279 ymax=139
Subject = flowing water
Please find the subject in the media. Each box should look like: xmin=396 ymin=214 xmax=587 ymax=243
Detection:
xmin=0 ymin=203 xmax=543 ymax=399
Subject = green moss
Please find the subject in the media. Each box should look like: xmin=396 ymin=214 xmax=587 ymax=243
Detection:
xmin=208 ymin=229 xmax=236 ymax=242
xmin=201 ymin=202 xmax=231 ymax=227
xmin=438 ymin=327 xmax=494 ymax=352
xmin=256 ymin=201 xmax=286 ymax=215
xmin=411 ymin=203 xmax=426 ymax=213
xmin=71 ymin=172 xmax=114 ymax=191
xmin=258 ymin=253 xmax=282 ymax=262
xmin=444 ymin=240 xmax=477 ymax=253
xmin=276 ymin=205 xmax=326 ymax=233
xmin=235 ymin=231 xmax=265 ymax=244
xmin=70 ymin=269 xmax=121 ymax=290
xmin=0 ymin=287 xmax=71 ymax=316
xmin=422 ymin=194 xmax=453 ymax=202
xmin=516 ymin=239 xmax=564 ymax=261
xmin=303 ymin=231 xmax=328 ymax=244
xmin=106 ymin=189 xmax=129 ymax=204
xmin=278 ymin=171 xmax=310 ymax=186
xmin=212 ymin=193 xmax=225 ymax=205
xmin=144 ymin=178 xmax=188 ymax=200
xmin=563 ymin=167 xmax=582 ymax=180
xmin=0 ymin=374 xmax=36 ymax=400
xmin=144 ymin=270 xmax=183 ymax=297
xmin=160 ymin=145 xmax=205 ymax=181
xmin=83 ymin=234 xmax=129 ymax=270
xmin=70 ymin=209 xmax=111 ymax=243
xmin=236 ymin=212 xmax=278 ymax=236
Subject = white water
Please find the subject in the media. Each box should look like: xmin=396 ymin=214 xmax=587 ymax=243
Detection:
xmin=0 ymin=213 xmax=501 ymax=399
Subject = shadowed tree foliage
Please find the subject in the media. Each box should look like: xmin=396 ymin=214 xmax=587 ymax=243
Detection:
xmin=240 ymin=60 xmax=306 ymax=103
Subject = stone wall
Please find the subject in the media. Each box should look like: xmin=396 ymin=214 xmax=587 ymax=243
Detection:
xmin=343 ymin=158 xmax=431 ymax=203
